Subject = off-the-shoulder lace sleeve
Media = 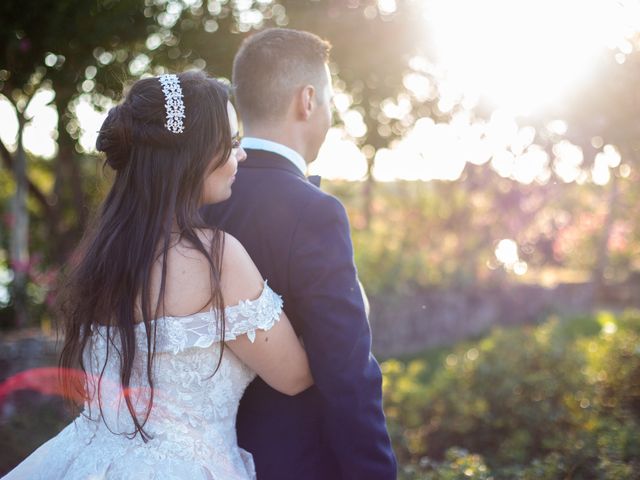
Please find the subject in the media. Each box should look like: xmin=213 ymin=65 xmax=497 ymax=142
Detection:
xmin=96 ymin=282 xmax=284 ymax=355
xmin=224 ymin=281 xmax=284 ymax=343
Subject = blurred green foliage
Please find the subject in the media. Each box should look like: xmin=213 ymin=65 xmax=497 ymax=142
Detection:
xmin=326 ymin=169 xmax=640 ymax=296
xmin=382 ymin=310 xmax=640 ymax=479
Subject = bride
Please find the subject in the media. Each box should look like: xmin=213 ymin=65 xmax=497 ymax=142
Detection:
xmin=3 ymin=71 xmax=313 ymax=479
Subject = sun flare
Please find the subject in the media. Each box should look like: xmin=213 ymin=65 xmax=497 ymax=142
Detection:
xmin=422 ymin=0 xmax=632 ymax=115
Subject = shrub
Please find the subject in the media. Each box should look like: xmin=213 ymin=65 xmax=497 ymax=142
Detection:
xmin=383 ymin=310 xmax=640 ymax=479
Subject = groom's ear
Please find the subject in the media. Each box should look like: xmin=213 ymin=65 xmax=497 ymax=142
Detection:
xmin=294 ymin=85 xmax=317 ymax=121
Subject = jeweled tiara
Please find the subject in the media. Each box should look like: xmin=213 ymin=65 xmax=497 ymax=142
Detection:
xmin=158 ymin=74 xmax=185 ymax=134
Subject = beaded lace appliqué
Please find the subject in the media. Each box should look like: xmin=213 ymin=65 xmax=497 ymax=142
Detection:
xmin=148 ymin=280 xmax=284 ymax=354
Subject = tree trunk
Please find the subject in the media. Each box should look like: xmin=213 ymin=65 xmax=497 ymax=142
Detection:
xmin=52 ymin=92 xmax=87 ymax=257
xmin=10 ymin=113 xmax=29 ymax=328
xmin=0 ymin=138 xmax=52 ymax=217
xmin=363 ymin=156 xmax=375 ymax=230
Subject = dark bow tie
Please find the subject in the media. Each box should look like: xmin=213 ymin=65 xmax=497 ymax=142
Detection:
xmin=307 ymin=175 xmax=322 ymax=187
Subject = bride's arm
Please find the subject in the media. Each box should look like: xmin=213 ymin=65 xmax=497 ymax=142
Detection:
xmin=220 ymin=233 xmax=313 ymax=396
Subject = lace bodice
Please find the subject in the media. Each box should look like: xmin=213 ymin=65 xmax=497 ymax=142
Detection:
xmin=3 ymin=283 xmax=283 ymax=480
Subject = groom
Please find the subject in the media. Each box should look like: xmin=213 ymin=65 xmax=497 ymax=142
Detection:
xmin=203 ymin=28 xmax=397 ymax=480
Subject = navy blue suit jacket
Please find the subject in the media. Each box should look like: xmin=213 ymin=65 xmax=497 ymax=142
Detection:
xmin=202 ymin=149 xmax=397 ymax=480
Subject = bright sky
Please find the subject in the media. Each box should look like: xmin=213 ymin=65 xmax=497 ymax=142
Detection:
xmin=422 ymin=0 xmax=636 ymax=116
xmin=1 ymin=0 xmax=638 ymax=184
xmin=368 ymin=0 xmax=637 ymax=183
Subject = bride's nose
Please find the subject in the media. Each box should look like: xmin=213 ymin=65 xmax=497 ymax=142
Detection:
xmin=237 ymin=146 xmax=247 ymax=163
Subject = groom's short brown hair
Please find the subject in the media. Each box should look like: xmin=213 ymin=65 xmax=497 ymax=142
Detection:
xmin=232 ymin=28 xmax=331 ymax=126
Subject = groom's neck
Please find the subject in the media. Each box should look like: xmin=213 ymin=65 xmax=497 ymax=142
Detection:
xmin=243 ymin=124 xmax=310 ymax=164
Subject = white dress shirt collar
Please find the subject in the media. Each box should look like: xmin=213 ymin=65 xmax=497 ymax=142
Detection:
xmin=241 ymin=137 xmax=307 ymax=175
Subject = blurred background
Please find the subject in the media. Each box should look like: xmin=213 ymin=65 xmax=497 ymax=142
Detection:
xmin=1 ymin=0 xmax=639 ymax=477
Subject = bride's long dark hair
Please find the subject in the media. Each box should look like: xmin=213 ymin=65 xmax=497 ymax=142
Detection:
xmin=57 ymin=71 xmax=232 ymax=441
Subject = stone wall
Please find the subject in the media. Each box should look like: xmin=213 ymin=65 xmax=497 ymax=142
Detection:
xmin=1 ymin=280 xmax=638 ymax=378
xmin=369 ymin=281 xmax=637 ymax=357
xmin=0 ymin=329 xmax=59 ymax=382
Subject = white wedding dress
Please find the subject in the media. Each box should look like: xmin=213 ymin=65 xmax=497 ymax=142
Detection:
xmin=3 ymin=282 xmax=283 ymax=480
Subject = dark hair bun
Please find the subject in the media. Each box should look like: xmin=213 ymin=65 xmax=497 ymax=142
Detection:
xmin=96 ymin=104 xmax=133 ymax=171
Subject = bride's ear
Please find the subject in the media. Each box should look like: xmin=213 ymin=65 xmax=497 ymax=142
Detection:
xmin=293 ymin=85 xmax=316 ymax=121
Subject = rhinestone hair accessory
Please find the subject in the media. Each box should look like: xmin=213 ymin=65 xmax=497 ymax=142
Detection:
xmin=158 ymin=74 xmax=185 ymax=134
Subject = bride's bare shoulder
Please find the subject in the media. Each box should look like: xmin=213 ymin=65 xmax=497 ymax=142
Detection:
xmin=153 ymin=228 xmax=225 ymax=316
xmin=182 ymin=228 xmax=247 ymax=265
xmin=163 ymin=229 xmax=262 ymax=311
xmin=219 ymin=233 xmax=264 ymax=307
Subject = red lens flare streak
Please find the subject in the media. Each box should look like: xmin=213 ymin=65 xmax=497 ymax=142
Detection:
xmin=0 ymin=367 xmax=152 ymax=408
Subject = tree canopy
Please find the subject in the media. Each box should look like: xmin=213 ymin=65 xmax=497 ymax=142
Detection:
xmin=1 ymin=0 xmax=639 ymax=326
